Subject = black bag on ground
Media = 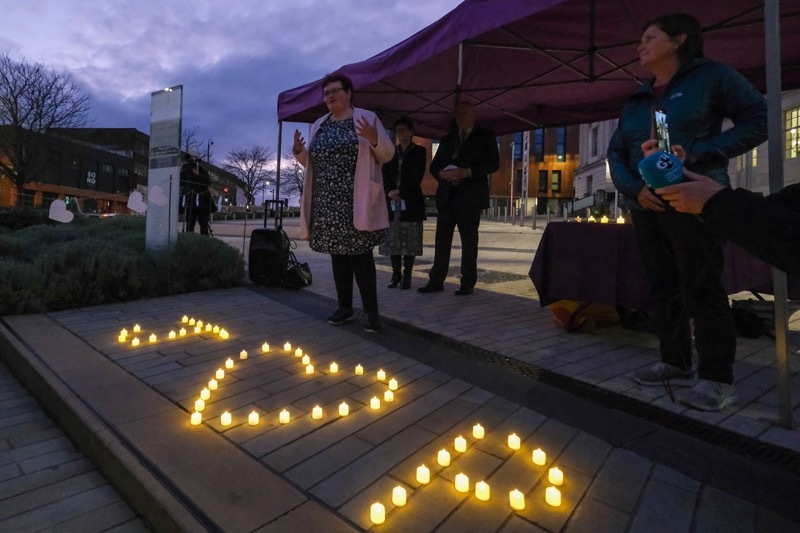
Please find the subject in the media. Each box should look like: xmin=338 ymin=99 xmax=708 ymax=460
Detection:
xmin=249 ymin=200 xmax=290 ymax=286
xmin=283 ymin=251 xmax=312 ymax=288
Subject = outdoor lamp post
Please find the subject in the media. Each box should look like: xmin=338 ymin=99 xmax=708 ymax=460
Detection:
xmin=206 ymin=139 xmax=214 ymax=162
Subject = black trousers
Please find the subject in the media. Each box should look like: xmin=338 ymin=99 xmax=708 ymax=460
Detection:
xmin=331 ymin=251 xmax=378 ymax=314
xmin=632 ymin=209 xmax=736 ymax=384
xmin=428 ymin=204 xmax=481 ymax=288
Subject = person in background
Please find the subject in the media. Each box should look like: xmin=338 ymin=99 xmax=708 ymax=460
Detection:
xmin=292 ymin=72 xmax=394 ymax=332
xmin=418 ymin=101 xmax=499 ymax=296
xmin=180 ymin=155 xmax=212 ymax=236
xmin=380 ymin=117 xmax=427 ymax=290
xmin=608 ymin=12 xmax=767 ymax=411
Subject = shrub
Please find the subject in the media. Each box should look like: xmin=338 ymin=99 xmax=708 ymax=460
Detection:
xmin=0 ymin=206 xmax=48 ymax=231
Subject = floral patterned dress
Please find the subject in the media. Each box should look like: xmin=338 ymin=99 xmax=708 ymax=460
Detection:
xmin=309 ymin=117 xmax=384 ymax=254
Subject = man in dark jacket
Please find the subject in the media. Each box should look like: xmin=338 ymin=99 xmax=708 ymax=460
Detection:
xmin=180 ymin=156 xmax=212 ymax=235
xmin=418 ymin=102 xmax=500 ymax=296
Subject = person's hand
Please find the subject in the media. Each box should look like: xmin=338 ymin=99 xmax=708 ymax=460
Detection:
xmin=355 ymin=116 xmax=379 ymax=146
xmin=655 ymin=168 xmax=725 ymax=214
xmin=292 ymin=130 xmax=305 ymax=155
xmin=439 ymin=167 xmax=470 ymax=182
xmin=636 ymin=185 xmax=666 ymax=212
xmin=388 ymin=189 xmax=401 ymax=201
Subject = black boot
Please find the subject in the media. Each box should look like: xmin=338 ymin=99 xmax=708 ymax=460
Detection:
xmin=401 ymin=255 xmax=415 ymax=289
xmin=388 ymin=255 xmax=402 ymax=288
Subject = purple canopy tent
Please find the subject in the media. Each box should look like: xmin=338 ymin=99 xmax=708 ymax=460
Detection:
xmin=276 ymin=0 xmax=800 ymax=427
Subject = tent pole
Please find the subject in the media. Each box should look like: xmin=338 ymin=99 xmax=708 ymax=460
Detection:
xmin=276 ymin=121 xmax=283 ymax=204
xmin=764 ymin=0 xmax=793 ymax=429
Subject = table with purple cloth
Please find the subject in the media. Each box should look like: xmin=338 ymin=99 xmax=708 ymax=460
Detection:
xmin=529 ymin=221 xmax=798 ymax=309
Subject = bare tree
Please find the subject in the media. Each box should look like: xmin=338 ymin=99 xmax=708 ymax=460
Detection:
xmin=223 ymin=145 xmax=276 ymax=205
xmin=280 ymin=153 xmax=305 ymax=201
xmin=0 ymin=51 xmax=90 ymax=205
xmin=181 ymin=126 xmax=203 ymax=158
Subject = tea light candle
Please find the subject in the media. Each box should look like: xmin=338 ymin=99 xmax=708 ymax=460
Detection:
xmin=133 ymin=324 xmax=141 ymax=333
xmin=454 ymin=435 xmax=467 ymax=453
xmin=301 ymin=355 xmax=310 ymax=365
xmin=194 ymin=399 xmax=205 ymax=412
xmin=208 ymin=379 xmax=218 ymax=390
xmin=279 ymin=409 xmax=290 ymax=424
xmin=384 ymin=389 xmax=394 ymax=403
xmin=455 ymin=473 xmax=469 ymax=493
xmin=508 ymin=433 xmax=521 ymax=450
xmin=240 ymin=350 xmax=248 ymax=360
xmin=588 ymin=215 xmax=596 ymax=222
xmin=370 ymin=502 xmax=385 ymax=525
xmin=118 ymin=334 xmax=126 ymax=343
xmin=392 ymin=486 xmax=407 ymax=506
xmin=617 ymin=215 xmax=626 ymax=224
xmin=179 ymin=328 xmax=187 ymax=337
xmin=200 ymin=388 xmax=210 ymax=400
xmin=339 ymin=402 xmax=349 ymax=416
xmin=388 ymin=378 xmax=398 ymax=391
xmin=473 ymin=423 xmax=485 ymax=439
xmin=221 ymin=411 xmax=232 ymax=426
xmin=545 ymin=486 xmax=561 ymax=506
xmin=219 ymin=329 xmax=229 ymax=339
xmin=261 ymin=342 xmax=270 ymax=353
xmin=376 ymin=369 xmax=386 ymax=381
xmin=194 ymin=325 xmax=202 ymax=334
xmin=509 ymin=489 xmax=525 ymax=510
xmin=329 ymin=362 xmax=339 ymax=373
xmin=215 ymin=368 xmax=225 ymax=380
xmin=294 ymin=347 xmax=303 ymax=357
xmin=312 ymin=405 xmax=323 ymax=420
xmin=548 ymin=467 xmax=563 ymax=486
xmin=188 ymin=318 xmax=195 ymax=325
xmin=225 ymin=358 xmax=234 ymax=369
xmin=131 ymin=338 xmax=140 ymax=347
xmin=212 ymin=325 xmax=220 ymax=334
xmin=370 ymin=397 xmax=380 ymax=410
xmin=416 ymin=464 xmax=430 ymax=484
xmin=181 ymin=315 xmax=188 ymax=323
xmin=168 ymin=330 xmax=176 ymax=339
xmin=283 ymin=342 xmax=291 ymax=352
xmin=305 ymin=364 xmax=314 ymax=375
xmin=149 ymin=333 xmax=157 ymax=343
xmin=120 ymin=328 xmax=128 ymax=337
xmin=532 ymin=448 xmax=546 ymax=466
xmin=248 ymin=411 xmax=259 ymax=425
xmin=197 ymin=320 xmax=204 ymax=329
xmin=475 ymin=481 xmax=490 ymax=501
xmin=354 ymin=364 xmax=364 ymax=375
xmin=576 ymin=216 xmax=582 ymax=222
xmin=437 ymin=449 xmax=451 ymax=466
xmin=205 ymin=323 xmax=213 ymax=332
xmin=600 ymin=215 xmax=609 ymax=224
xmin=190 ymin=412 xmax=202 ymax=425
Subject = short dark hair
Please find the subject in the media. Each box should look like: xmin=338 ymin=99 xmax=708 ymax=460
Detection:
xmin=393 ymin=116 xmax=414 ymax=132
xmin=644 ymin=12 xmax=704 ymax=62
xmin=322 ymin=72 xmax=354 ymax=94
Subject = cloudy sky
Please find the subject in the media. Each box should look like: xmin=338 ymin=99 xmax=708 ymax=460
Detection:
xmin=1 ymin=0 xmax=462 ymax=162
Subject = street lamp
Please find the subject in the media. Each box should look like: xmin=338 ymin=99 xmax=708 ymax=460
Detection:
xmin=206 ymin=139 xmax=214 ymax=162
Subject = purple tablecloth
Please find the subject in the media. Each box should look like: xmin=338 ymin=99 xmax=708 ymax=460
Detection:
xmin=529 ymin=221 xmax=795 ymax=308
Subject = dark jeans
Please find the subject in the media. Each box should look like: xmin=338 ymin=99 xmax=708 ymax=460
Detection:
xmin=331 ymin=251 xmax=378 ymax=314
xmin=428 ymin=204 xmax=481 ymax=288
xmin=632 ymin=209 xmax=736 ymax=384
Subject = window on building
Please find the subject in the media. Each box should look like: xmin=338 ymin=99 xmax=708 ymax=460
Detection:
xmin=586 ymin=175 xmax=593 ymax=197
xmin=533 ymin=129 xmax=544 ymax=162
xmin=751 ymin=147 xmax=757 ymax=168
xmin=786 ymin=106 xmax=800 ymax=159
xmin=134 ymin=140 xmax=146 ymax=156
xmin=556 ymin=127 xmax=566 ymax=162
xmin=538 ymin=170 xmax=548 ymax=193
xmin=551 ymin=170 xmax=562 ymax=193
xmin=590 ymin=127 xmax=598 ymax=157
xmin=736 ymin=154 xmax=745 ymax=171
xmin=115 ymin=168 xmax=129 ymax=194
xmin=65 ymin=157 xmax=81 ymax=188
xmin=513 ymin=132 xmax=523 ymax=161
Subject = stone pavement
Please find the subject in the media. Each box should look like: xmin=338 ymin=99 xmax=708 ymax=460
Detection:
xmin=0 ymin=217 xmax=798 ymax=532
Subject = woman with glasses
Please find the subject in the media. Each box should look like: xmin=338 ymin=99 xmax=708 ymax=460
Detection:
xmin=293 ymin=73 xmax=394 ymax=332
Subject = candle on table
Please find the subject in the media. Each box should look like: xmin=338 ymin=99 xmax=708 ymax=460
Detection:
xmin=301 ymin=355 xmax=310 ymax=365
xmin=473 ymin=423 xmax=485 ymax=439
xmin=188 ymin=318 xmax=195 ymax=325
xmin=305 ymin=364 xmax=314 ymax=375
xmin=475 ymin=481 xmax=490 ymax=501
xmin=339 ymin=402 xmax=349 ymax=416
xmin=312 ymin=405 xmax=323 ymax=420
xmin=262 ymin=342 xmax=270 ymax=353
xmin=508 ymin=433 xmax=521 ymax=450
xmin=294 ymin=347 xmax=303 ymax=357
xmin=131 ymin=338 xmax=139 ymax=347
xmin=548 ymin=467 xmax=563 ymax=486
xmin=437 ymin=449 xmax=451 ymax=466
xmin=194 ymin=399 xmax=205 ymax=411
xmin=370 ymin=397 xmax=380 ymax=410
xmin=376 ymin=369 xmax=386 ymax=381
xmin=133 ymin=324 xmax=141 ymax=333
xmin=355 ymin=364 xmax=364 ymax=375
xmin=283 ymin=342 xmax=291 ymax=352
xmin=168 ymin=330 xmax=176 ymax=339
xmin=248 ymin=411 xmax=259 ymax=425
xmin=179 ymin=328 xmax=187 ymax=337
xmin=370 ymin=503 xmax=385 ymax=525
xmin=388 ymin=378 xmax=398 ymax=391
xmin=181 ymin=315 xmax=188 ymax=323
xmin=215 ymin=368 xmax=225 ymax=380
xmin=225 ymin=358 xmax=234 ymax=369
xmin=509 ymin=489 xmax=525 ymax=510
xmin=392 ymin=486 xmax=407 ymax=506
xmin=190 ymin=412 xmax=202 ymax=425
xmin=454 ymin=435 xmax=467 ymax=453
xmin=416 ymin=464 xmax=430 ymax=484
xmin=208 ymin=379 xmax=218 ymax=390
xmin=200 ymin=388 xmax=210 ymax=400
xmin=329 ymin=362 xmax=339 ymax=373
xmin=240 ymin=350 xmax=248 ymax=360
xmin=384 ymin=389 xmax=394 ymax=402
xmin=532 ymin=448 xmax=546 ymax=466
xmin=455 ymin=473 xmax=469 ymax=493
xmin=220 ymin=411 xmax=231 ymax=426
xmin=545 ymin=486 xmax=561 ymax=506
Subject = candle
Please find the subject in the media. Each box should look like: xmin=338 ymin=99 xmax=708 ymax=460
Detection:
xmin=616 ymin=215 xmax=626 ymax=224
xmin=301 ymin=355 xmax=310 ymax=365
xmin=277 ymin=409 xmax=290 ymax=424
xmin=588 ymin=215 xmax=596 ymax=223
xmin=131 ymin=337 xmax=139 ymax=347
xmin=532 ymin=448 xmax=546 ymax=466
xmin=212 ymin=325 xmax=220 ymax=334
xmin=220 ymin=411 xmax=231 ymax=426
xmin=194 ymin=399 xmax=205 ymax=411
xmin=600 ymin=215 xmax=609 ymax=224
xmin=248 ymin=411 xmax=259 ymax=425
xmin=294 ymin=347 xmax=303 ymax=357
xmin=225 ymin=358 xmax=234 ymax=369
xmin=190 ymin=412 xmax=202 ymax=425
xmin=283 ymin=342 xmax=291 ymax=352
xmin=181 ymin=315 xmax=188 ymax=323
xmin=473 ymin=423 xmax=485 ymax=439
xmin=509 ymin=489 xmax=525 ymax=510
xmin=118 ymin=334 xmax=126 ymax=343
xmin=508 ymin=433 xmax=521 ymax=450
xmin=149 ymin=333 xmax=157 ymax=343
xmin=262 ymin=343 xmax=270 ymax=353
xmin=370 ymin=397 xmax=380 ymax=410
xmin=369 ymin=502 xmax=385 ymax=525
xmin=240 ymin=350 xmax=248 ymax=360
xmin=200 ymin=388 xmax=210 ymax=400
xmin=437 ymin=449 xmax=451 ymax=467
xmin=179 ymin=328 xmax=187 ymax=337
xmin=339 ymin=402 xmax=349 ymax=416
xmin=392 ymin=486 xmax=407 ymax=506
xmin=305 ymin=364 xmax=314 ymax=375
xmin=188 ymin=318 xmax=195 ymax=326
xmin=133 ymin=324 xmax=141 ymax=333
xmin=208 ymin=379 xmax=218 ymax=390
xmin=355 ymin=364 xmax=364 ymax=375
xmin=376 ymin=369 xmax=386 ymax=381
xmin=455 ymin=473 xmax=469 ymax=493
xmin=548 ymin=467 xmax=563 ymax=486
xmin=197 ymin=320 xmax=204 ymax=329
xmin=388 ymin=378 xmax=398 ymax=391
xmin=120 ymin=328 xmax=128 ymax=337
xmin=168 ymin=330 xmax=176 ymax=339
xmin=384 ymin=389 xmax=394 ymax=402
xmin=545 ymin=486 xmax=561 ymax=506
xmin=475 ymin=481 xmax=490 ymax=501
xmin=219 ymin=329 xmax=229 ymax=339
xmin=454 ymin=435 xmax=467 ymax=453
xmin=576 ymin=216 xmax=582 ymax=222
xmin=329 ymin=362 xmax=339 ymax=373
xmin=416 ymin=464 xmax=430 ymax=484
xmin=205 ymin=323 xmax=213 ymax=332
xmin=312 ymin=405 xmax=323 ymax=420
xmin=215 ymin=368 xmax=225 ymax=380
xmin=194 ymin=325 xmax=202 ymax=334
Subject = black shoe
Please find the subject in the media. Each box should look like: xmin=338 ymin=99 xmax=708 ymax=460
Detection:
xmin=454 ymin=287 xmax=473 ymax=296
xmin=401 ymin=272 xmax=412 ymax=289
xmin=387 ymin=276 xmax=401 ymax=289
xmin=364 ymin=312 xmax=382 ymax=333
xmin=327 ymin=308 xmax=354 ymax=325
xmin=417 ymin=283 xmax=444 ymax=293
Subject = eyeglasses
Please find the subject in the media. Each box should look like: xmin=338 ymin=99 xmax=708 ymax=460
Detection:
xmin=323 ymin=87 xmax=345 ymax=97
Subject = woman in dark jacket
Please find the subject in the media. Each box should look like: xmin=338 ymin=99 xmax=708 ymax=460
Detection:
xmin=379 ymin=117 xmax=427 ymax=289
